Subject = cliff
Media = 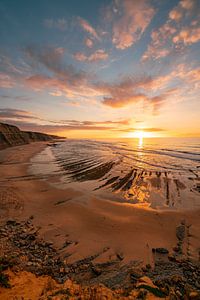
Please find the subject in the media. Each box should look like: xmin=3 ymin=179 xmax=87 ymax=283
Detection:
xmin=0 ymin=122 xmax=60 ymax=149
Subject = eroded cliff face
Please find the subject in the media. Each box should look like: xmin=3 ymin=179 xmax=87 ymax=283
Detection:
xmin=0 ymin=123 xmax=57 ymax=149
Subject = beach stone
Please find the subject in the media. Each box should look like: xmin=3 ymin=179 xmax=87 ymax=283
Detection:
xmin=176 ymin=225 xmax=185 ymax=241
xmin=6 ymin=219 xmax=17 ymax=226
xmin=65 ymin=267 xmax=70 ymax=273
xmin=170 ymin=274 xmax=184 ymax=284
xmin=1 ymin=233 xmax=8 ymax=237
xmin=137 ymin=289 xmax=147 ymax=299
xmin=92 ymin=266 xmax=102 ymax=276
xmin=146 ymin=264 xmax=151 ymax=270
xmin=175 ymin=290 xmax=182 ymax=297
xmin=116 ymin=252 xmax=124 ymax=261
xmin=154 ymin=248 xmax=169 ymax=254
xmin=137 ymin=276 xmax=156 ymax=288
xmin=130 ymin=270 xmax=143 ymax=283
xmin=189 ymin=292 xmax=199 ymax=299
xmin=195 ymin=281 xmax=200 ymax=289
xmin=173 ymin=246 xmax=181 ymax=253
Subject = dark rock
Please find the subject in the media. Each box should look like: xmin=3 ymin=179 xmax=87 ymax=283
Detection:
xmin=173 ymin=246 xmax=181 ymax=253
xmin=92 ymin=266 xmax=102 ymax=276
xmin=176 ymin=225 xmax=185 ymax=241
xmin=6 ymin=219 xmax=17 ymax=226
xmin=154 ymin=248 xmax=169 ymax=254
xmin=116 ymin=252 xmax=124 ymax=261
xmin=146 ymin=264 xmax=151 ymax=270
xmin=130 ymin=271 xmax=143 ymax=283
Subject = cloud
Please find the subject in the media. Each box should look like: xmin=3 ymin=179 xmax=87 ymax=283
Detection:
xmin=78 ymin=17 xmax=100 ymax=40
xmin=0 ymin=108 xmax=37 ymax=121
xmin=0 ymin=95 xmax=31 ymax=101
xmin=73 ymin=52 xmax=87 ymax=62
xmin=142 ymin=0 xmax=199 ymax=61
xmin=169 ymin=8 xmax=183 ymax=21
xmin=101 ymin=88 xmax=141 ymax=108
xmin=119 ymin=127 xmax=166 ymax=133
xmin=23 ymin=45 xmax=100 ymax=99
xmin=84 ymin=38 xmax=93 ymax=48
xmin=25 ymin=46 xmax=69 ymax=78
xmin=173 ymin=26 xmax=200 ymax=45
xmin=0 ymin=72 xmax=15 ymax=88
xmin=142 ymin=22 xmax=177 ymax=60
xmin=2 ymin=121 xmax=122 ymax=133
xmin=111 ymin=0 xmax=155 ymax=49
xmin=2 ymin=44 xmax=198 ymax=115
xmin=44 ymin=18 xmax=68 ymax=30
xmin=102 ymin=92 xmax=167 ymax=111
xmin=180 ymin=0 xmax=195 ymax=10
xmin=96 ymin=72 xmax=188 ymax=111
xmin=0 ymin=107 xmax=131 ymax=133
xmin=25 ymin=72 xmax=102 ymax=101
xmin=74 ymin=49 xmax=108 ymax=62
xmin=96 ymin=74 xmax=173 ymax=109
xmin=58 ymin=119 xmax=130 ymax=126
xmin=173 ymin=64 xmax=200 ymax=89
xmin=169 ymin=0 xmax=196 ymax=22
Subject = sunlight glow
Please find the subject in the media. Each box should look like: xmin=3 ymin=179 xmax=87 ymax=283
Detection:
xmin=138 ymin=136 xmax=143 ymax=148
xmin=134 ymin=131 xmax=145 ymax=139
xmin=129 ymin=130 xmax=153 ymax=139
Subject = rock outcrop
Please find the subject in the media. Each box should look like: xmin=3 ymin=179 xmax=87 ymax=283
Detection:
xmin=0 ymin=122 xmax=60 ymax=149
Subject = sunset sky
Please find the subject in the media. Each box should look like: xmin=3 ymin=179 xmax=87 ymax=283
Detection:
xmin=0 ymin=0 xmax=199 ymax=138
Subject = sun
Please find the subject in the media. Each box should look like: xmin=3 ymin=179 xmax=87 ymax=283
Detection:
xmin=125 ymin=130 xmax=154 ymax=139
xmin=134 ymin=131 xmax=145 ymax=139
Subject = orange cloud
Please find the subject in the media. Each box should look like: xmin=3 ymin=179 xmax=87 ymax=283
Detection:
xmin=112 ymin=0 xmax=155 ymax=49
xmin=74 ymin=49 xmax=108 ymax=62
xmin=78 ymin=18 xmax=100 ymax=40
xmin=142 ymin=0 xmax=199 ymax=61
xmin=0 ymin=108 xmax=131 ymax=134
xmin=142 ymin=23 xmax=176 ymax=60
xmin=169 ymin=8 xmax=183 ymax=21
xmin=180 ymin=0 xmax=195 ymax=10
xmin=119 ymin=127 xmax=165 ymax=133
xmin=174 ymin=64 xmax=200 ymax=89
xmin=169 ymin=0 xmax=195 ymax=22
xmin=25 ymin=73 xmax=102 ymax=101
xmin=73 ymin=52 xmax=87 ymax=62
xmin=173 ymin=27 xmax=200 ymax=45
xmin=85 ymin=38 xmax=93 ymax=48
xmin=103 ymin=93 xmax=147 ymax=108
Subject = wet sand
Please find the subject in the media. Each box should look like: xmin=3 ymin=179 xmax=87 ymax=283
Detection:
xmin=1 ymin=142 xmax=200 ymax=267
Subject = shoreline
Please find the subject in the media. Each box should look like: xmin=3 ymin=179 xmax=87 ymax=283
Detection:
xmin=0 ymin=142 xmax=200 ymax=298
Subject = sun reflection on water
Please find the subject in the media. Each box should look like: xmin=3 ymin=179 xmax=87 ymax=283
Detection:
xmin=138 ymin=136 xmax=143 ymax=149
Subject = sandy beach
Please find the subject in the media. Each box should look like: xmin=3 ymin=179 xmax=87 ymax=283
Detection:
xmin=0 ymin=142 xmax=200 ymax=299
xmin=0 ymin=142 xmax=199 ymax=259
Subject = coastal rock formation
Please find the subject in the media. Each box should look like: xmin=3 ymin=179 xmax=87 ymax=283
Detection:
xmin=0 ymin=218 xmax=200 ymax=299
xmin=0 ymin=122 xmax=59 ymax=149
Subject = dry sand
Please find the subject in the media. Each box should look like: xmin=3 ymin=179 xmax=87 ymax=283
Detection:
xmin=0 ymin=142 xmax=200 ymax=265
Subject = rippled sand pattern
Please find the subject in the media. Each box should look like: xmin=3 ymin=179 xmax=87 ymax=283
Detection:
xmin=0 ymin=187 xmax=24 ymax=219
xmin=29 ymin=138 xmax=200 ymax=210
